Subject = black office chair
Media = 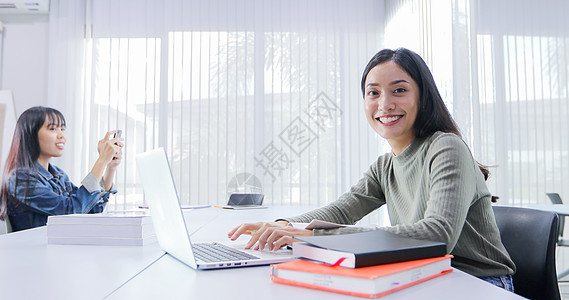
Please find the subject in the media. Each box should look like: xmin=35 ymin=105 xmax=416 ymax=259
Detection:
xmin=493 ymin=206 xmax=560 ymax=300
xmin=547 ymin=193 xmax=569 ymax=246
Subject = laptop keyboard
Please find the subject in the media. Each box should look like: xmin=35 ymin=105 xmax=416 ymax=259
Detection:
xmin=193 ymin=242 xmax=260 ymax=262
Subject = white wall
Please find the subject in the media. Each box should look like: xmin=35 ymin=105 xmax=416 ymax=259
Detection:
xmin=0 ymin=15 xmax=49 ymax=116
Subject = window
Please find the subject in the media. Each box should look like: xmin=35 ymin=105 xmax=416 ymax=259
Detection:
xmin=76 ymin=0 xmax=387 ymax=217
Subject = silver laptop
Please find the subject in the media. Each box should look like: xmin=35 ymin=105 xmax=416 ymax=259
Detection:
xmin=135 ymin=148 xmax=296 ymax=269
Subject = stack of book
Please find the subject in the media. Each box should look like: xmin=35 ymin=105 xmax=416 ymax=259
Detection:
xmin=47 ymin=213 xmax=156 ymax=246
xmin=271 ymin=227 xmax=452 ymax=298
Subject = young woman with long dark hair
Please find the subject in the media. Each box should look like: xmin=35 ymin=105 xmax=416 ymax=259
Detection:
xmin=0 ymin=106 xmax=123 ymax=232
xmin=227 ymin=48 xmax=515 ymax=291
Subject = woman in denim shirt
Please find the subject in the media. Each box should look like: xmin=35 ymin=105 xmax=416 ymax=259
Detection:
xmin=0 ymin=106 xmax=123 ymax=232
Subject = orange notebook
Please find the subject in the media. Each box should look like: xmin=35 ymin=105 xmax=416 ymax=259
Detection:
xmin=270 ymin=255 xmax=453 ymax=298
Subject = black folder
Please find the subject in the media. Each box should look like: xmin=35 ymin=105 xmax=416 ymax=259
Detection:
xmin=295 ymin=229 xmax=447 ymax=268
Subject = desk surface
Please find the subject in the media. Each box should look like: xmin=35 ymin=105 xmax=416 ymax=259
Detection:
xmin=0 ymin=226 xmax=163 ymax=300
xmin=0 ymin=206 xmax=523 ymax=299
xmin=108 ymin=253 xmax=522 ymax=300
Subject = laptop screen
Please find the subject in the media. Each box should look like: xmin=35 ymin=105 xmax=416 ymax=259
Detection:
xmin=135 ymin=148 xmax=198 ymax=268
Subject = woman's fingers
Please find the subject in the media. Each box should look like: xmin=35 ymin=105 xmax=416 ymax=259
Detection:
xmin=272 ymin=235 xmax=297 ymax=251
xmin=104 ymin=130 xmax=115 ymax=140
xmin=99 ymin=131 xmax=114 ymax=148
xmin=266 ymin=229 xmax=290 ymax=250
xmin=227 ymin=225 xmax=240 ymax=238
xmin=229 ymin=223 xmax=258 ymax=239
xmin=227 ymin=222 xmax=291 ymax=250
xmin=246 ymin=223 xmax=273 ymax=249
xmin=107 ymin=148 xmax=123 ymax=167
xmin=111 ymin=134 xmax=124 ymax=147
xmin=97 ymin=131 xmax=125 ymax=164
xmin=259 ymin=227 xmax=312 ymax=251
xmin=256 ymin=226 xmax=276 ymax=251
xmin=113 ymin=143 xmax=123 ymax=158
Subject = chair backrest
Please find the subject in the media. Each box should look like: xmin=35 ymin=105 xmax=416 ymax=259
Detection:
xmin=547 ymin=193 xmax=563 ymax=204
xmin=493 ymin=206 xmax=560 ymax=300
xmin=547 ymin=193 xmax=565 ymax=237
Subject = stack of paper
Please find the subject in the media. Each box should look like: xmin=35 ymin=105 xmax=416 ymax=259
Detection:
xmin=47 ymin=213 xmax=156 ymax=246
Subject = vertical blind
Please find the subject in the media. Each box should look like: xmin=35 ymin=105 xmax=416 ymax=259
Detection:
xmin=471 ymin=0 xmax=569 ymax=273
xmin=48 ymin=0 xmax=388 ymax=218
xmin=381 ymin=0 xmax=569 ymax=207
xmin=47 ymin=0 xmax=569 ymax=220
xmin=473 ymin=0 xmax=569 ymax=205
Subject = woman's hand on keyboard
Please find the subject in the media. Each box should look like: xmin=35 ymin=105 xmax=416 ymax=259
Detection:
xmin=227 ymin=221 xmax=312 ymax=251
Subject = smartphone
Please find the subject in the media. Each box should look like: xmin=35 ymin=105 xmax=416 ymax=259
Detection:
xmin=112 ymin=130 xmax=122 ymax=160
xmin=227 ymin=193 xmax=264 ymax=206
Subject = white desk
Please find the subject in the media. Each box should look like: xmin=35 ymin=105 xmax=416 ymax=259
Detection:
xmin=107 ymin=252 xmax=522 ymax=300
xmin=0 ymin=206 xmax=223 ymax=299
xmin=0 ymin=226 xmax=163 ymax=300
xmin=109 ymin=207 xmax=523 ymax=300
xmin=0 ymin=206 xmax=524 ymax=299
xmin=527 ymin=204 xmax=569 ymax=217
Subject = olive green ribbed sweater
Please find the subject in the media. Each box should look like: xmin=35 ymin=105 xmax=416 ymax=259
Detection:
xmin=284 ymin=132 xmax=515 ymax=277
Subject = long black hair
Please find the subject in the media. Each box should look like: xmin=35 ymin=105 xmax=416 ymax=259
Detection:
xmin=0 ymin=106 xmax=66 ymax=220
xmin=361 ymin=48 xmax=490 ymax=180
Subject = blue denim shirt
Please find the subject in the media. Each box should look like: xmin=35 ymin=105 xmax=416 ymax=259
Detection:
xmin=7 ymin=162 xmax=115 ymax=232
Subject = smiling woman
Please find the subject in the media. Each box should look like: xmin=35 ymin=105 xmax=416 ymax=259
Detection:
xmin=0 ymin=106 xmax=124 ymax=232
xmin=228 ymin=48 xmax=516 ymax=292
